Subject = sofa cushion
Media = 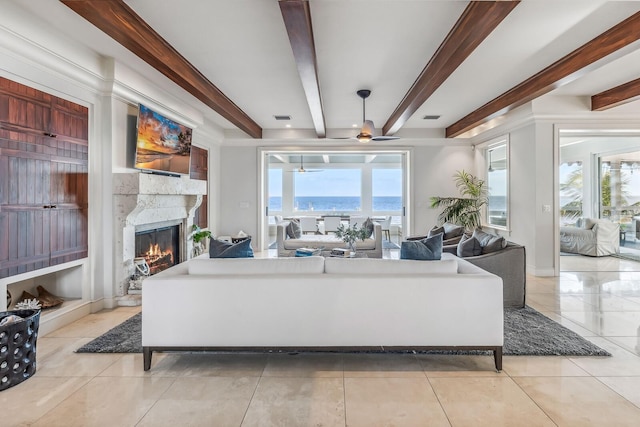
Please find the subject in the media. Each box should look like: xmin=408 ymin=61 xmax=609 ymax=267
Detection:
xmin=324 ymin=254 xmax=458 ymax=275
xmin=286 ymin=220 xmax=301 ymax=238
xmin=428 ymin=225 xmax=445 ymax=238
xmin=482 ymin=235 xmax=507 ymax=254
xmin=471 ymin=229 xmax=507 ymax=254
xmin=189 ymin=256 xmax=324 ymax=275
xmin=457 ymin=234 xmax=482 ymax=257
xmin=582 ymin=218 xmax=597 ymax=229
xmin=442 ymin=222 xmax=464 ymax=239
xmin=209 ymin=238 xmax=254 ymax=258
xmin=400 ymin=233 xmax=443 ymax=260
xmin=362 ymin=217 xmax=374 ymax=238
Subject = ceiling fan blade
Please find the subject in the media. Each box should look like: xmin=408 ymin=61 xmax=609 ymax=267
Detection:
xmin=371 ymin=136 xmax=400 ymax=141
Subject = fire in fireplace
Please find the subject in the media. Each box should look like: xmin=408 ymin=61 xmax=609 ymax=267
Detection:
xmin=135 ymin=225 xmax=180 ymax=275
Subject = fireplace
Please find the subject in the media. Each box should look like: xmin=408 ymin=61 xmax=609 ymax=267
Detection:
xmin=112 ymin=173 xmax=206 ymax=307
xmin=135 ymin=225 xmax=180 ymax=275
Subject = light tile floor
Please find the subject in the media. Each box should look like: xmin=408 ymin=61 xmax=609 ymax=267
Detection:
xmin=2 ymin=254 xmax=640 ymax=426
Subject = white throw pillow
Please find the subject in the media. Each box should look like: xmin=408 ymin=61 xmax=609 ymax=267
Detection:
xmin=188 ymin=256 xmax=325 ymax=275
xmin=324 ymin=255 xmax=458 ymax=275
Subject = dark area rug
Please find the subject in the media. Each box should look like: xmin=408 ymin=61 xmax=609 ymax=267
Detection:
xmin=76 ymin=313 xmax=142 ymax=353
xmin=76 ymin=306 xmax=610 ymax=356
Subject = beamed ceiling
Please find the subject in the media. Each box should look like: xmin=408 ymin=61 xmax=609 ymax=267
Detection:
xmin=15 ymin=0 xmax=640 ymax=140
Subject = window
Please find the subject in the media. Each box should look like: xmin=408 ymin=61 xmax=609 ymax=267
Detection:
xmin=372 ymin=169 xmax=402 ymax=212
xmin=268 ymin=168 xmax=282 ymax=212
xmin=294 ymin=169 xmax=361 ymax=212
xmin=486 ymin=138 xmax=509 ymax=228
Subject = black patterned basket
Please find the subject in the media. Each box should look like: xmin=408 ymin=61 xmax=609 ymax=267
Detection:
xmin=0 ymin=309 xmax=40 ymax=391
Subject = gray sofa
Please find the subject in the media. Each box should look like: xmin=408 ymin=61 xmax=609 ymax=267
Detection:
xmin=443 ymin=242 xmax=526 ymax=308
xmin=560 ymin=218 xmax=619 ymax=257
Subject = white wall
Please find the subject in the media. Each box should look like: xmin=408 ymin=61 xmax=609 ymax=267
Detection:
xmin=217 ymin=143 xmax=474 ymax=249
xmin=472 ymin=120 xmax=557 ymax=276
xmin=219 ymin=146 xmax=261 ymax=239
xmin=411 ymin=145 xmax=475 ymax=236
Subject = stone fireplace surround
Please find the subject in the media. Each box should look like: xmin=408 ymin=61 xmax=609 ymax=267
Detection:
xmin=113 ymin=173 xmax=207 ymax=304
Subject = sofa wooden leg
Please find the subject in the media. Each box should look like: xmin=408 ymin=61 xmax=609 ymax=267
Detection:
xmin=143 ymin=347 xmax=152 ymax=371
xmin=494 ymin=346 xmax=503 ymax=372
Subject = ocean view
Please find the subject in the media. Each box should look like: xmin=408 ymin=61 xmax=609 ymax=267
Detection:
xmin=269 ymin=196 xmax=402 ymax=212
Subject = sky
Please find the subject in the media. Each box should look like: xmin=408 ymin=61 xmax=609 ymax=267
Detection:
xmin=268 ymin=168 xmax=402 ymax=197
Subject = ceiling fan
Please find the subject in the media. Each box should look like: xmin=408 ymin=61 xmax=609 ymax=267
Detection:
xmin=288 ymin=155 xmax=323 ymax=173
xmin=352 ymin=89 xmax=400 ymax=143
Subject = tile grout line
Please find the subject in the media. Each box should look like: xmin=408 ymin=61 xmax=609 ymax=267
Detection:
xmin=508 ymin=375 xmax=560 ymax=427
xmin=133 ymin=376 xmax=179 ymax=426
xmin=425 ymin=376 xmax=456 ymax=427
xmin=342 ymin=355 xmax=348 ymax=427
xmin=238 ymin=360 xmax=267 ymax=426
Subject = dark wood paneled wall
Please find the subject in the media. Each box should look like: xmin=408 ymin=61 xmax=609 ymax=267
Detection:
xmin=0 ymin=77 xmax=88 ymax=278
xmin=190 ymin=145 xmax=208 ymax=229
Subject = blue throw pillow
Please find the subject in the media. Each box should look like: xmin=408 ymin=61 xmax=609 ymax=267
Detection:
xmin=400 ymin=233 xmax=443 ymax=260
xmin=209 ymin=238 xmax=254 ymax=258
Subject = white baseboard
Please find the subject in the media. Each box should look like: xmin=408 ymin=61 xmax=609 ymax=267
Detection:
xmin=38 ymin=300 xmax=92 ymax=337
xmin=528 ymin=265 xmax=556 ymax=277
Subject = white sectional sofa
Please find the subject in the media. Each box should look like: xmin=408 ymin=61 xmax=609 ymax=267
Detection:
xmin=276 ymin=222 xmax=383 ymax=258
xmin=142 ymin=254 xmax=504 ymax=371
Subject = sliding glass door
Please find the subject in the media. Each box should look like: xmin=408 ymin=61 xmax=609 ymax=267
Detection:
xmin=598 ymin=151 xmax=640 ymax=260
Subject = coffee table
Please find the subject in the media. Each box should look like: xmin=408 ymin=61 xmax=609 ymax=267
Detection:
xmin=320 ymin=250 xmax=368 ymax=258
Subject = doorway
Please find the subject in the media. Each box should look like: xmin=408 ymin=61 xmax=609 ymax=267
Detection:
xmin=258 ymin=149 xmax=410 ymax=252
xmin=558 ymin=133 xmax=640 ymax=268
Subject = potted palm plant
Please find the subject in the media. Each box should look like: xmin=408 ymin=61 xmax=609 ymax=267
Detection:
xmin=430 ymin=170 xmax=488 ymax=231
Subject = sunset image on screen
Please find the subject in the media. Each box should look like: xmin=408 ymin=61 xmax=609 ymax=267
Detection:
xmin=134 ymin=104 xmax=192 ymax=174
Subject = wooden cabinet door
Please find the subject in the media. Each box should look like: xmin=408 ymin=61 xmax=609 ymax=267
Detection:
xmin=0 ymin=78 xmax=88 ymax=278
xmin=48 ymin=96 xmax=89 ymax=267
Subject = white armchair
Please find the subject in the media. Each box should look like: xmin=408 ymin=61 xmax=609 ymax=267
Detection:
xmin=299 ymin=216 xmax=318 ymax=234
xmin=323 ymin=216 xmax=342 ymax=234
xmin=560 ymin=218 xmax=619 ymax=256
xmin=377 ymin=216 xmax=392 ymax=240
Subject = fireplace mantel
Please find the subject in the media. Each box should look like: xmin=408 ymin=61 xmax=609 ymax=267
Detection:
xmin=113 ymin=172 xmax=207 ymax=196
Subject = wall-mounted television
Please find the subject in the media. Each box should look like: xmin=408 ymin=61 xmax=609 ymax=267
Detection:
xmin=134 ymin=104 xmax=192 ymax=176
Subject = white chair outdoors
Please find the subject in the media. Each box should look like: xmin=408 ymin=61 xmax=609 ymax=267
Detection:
xmin=377 ymin=216 xmax=392 ymax=240
xmin=323 ymin=216 xmax=342 ymax=234
xmin=350 ymin=216 xmax=365 ymax=228
xmin=299 ymin=216 xmax=318 ymax=234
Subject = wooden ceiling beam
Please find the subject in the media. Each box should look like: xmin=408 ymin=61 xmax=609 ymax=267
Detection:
xmin=61 ymin=0 xmax=262 ymax=138
xmin=591 ymin=77 xmax=640 ymax=111
xmin=279 ymin=0 xmax=326 ymax=138
xmin=382 ymin=1 xmax=519 ymax=136
xmin=447 ymin=11 xmax=640 ymax=138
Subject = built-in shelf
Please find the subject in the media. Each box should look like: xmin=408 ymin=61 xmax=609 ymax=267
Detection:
xmin=2 ymin=260 xmax=90 ymax=336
